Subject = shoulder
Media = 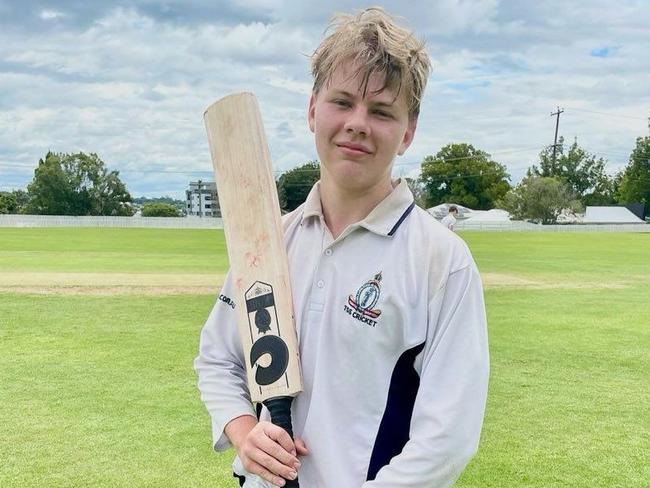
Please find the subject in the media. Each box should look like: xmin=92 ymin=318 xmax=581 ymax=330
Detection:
xmin=403 ymin=206 xmax=476 ymax=290
xmin=280 ymin=203 xmax=306 ymax=233
xmin=408 ymin=206 xmax=469 ymax=251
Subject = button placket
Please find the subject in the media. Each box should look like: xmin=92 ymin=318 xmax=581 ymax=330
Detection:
xmin=311 ymin=249 xmax=330 ymax=304
xmin=309 ymin=221 xmax=333 ymax=308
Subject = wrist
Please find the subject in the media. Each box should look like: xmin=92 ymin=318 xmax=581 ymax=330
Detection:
xmin=225 ymin=414 xmax=257 ymax=451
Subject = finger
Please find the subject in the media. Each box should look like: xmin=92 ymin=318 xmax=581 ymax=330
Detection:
xmin=248 ymin=448 xmax=299 ymax=481
xmin=294 ymin=437 xmax=309 ymax=456
xmin=262 ymin=424 xmax=298 ymax=459
xmin=254 ymin=432 xmax=300 ymax=470
xmin=263 ymin=423 xmax=297 ymax=456
xmin=247 ymin=460 xmax=288 ymax=487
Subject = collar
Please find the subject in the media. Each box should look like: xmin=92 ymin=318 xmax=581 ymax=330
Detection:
xmin=301 ymin=178 xmax=416 ymax=237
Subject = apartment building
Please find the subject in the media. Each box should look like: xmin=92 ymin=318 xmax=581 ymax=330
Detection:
xmin=186 ymin=180 xmax=220 ymax=217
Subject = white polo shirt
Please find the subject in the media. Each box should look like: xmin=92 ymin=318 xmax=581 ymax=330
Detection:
xmin=195 ymin=179 xmax=489 ymax=488
xmin=441 ymin=213 xmax=457 ymax=231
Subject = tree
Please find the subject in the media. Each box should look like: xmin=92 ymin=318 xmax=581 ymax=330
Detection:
xmin=618 ymin=122 xmax=650 ymax=206
xmin=0 ymin=190 xmax=30 ymax=214
xmin=277 ymin=161 xmax=320 ymax=212
xmin=133 ymin=196 xmax=185 ymax=210
xmin=0 ymin=192 xmax=16 ymax=214
xmin=13 ymin=190 xmax=29 ymax=213
xmin=531 ymin=137 xmax=616 ymax=205
xmin=499 ymin=175 xmax=583 ymax=224
xmin=141 ymin=202 xmax=180 ymax=217
xmin=0 ymin=190 xmax=29 ymax=214
xmin=26 ymin=151 xmax=133 ymax=216
xmin=420 ymin=143 xmax=511 ymax=209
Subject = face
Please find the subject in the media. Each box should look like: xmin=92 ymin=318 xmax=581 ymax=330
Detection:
xmin=308 ymin=61 xmax=417 ymax=193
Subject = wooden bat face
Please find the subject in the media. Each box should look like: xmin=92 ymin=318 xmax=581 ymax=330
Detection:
xmin=204 ymin=93 xmax=302 ymax=402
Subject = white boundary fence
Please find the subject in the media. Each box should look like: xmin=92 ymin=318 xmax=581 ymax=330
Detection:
xmin=0 ymin=214 xmax=648 ymax=232
xmin=0 ymin=214 xmax=223 ymax=229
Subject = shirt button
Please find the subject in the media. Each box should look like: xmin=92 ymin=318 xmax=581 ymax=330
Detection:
xmin=317 ymin=280 xmax=325 ymax=288
xmin=324 ymin=249 xmax=332 ymax=256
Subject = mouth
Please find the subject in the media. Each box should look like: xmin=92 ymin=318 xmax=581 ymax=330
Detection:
xmin=336 ymin=142 xmax=372 ymax=155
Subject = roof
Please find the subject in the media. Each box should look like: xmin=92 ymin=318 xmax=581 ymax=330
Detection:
xmin=583 ymin=206 xmax=645 ymax=224
xmin=426 ymin=203 xmax=511 ymax=222
xmin=464 ymin=209 xmax=511 ymax=222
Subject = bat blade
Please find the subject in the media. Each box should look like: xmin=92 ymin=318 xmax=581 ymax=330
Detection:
xmin=203 ymin=92 xmax=302 ymax=405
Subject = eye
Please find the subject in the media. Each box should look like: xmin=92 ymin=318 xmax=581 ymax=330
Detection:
xmin=373 ymin=109 xmax=393 ymax=119
xmin=332 ymin=99 xmax=351 ymax=108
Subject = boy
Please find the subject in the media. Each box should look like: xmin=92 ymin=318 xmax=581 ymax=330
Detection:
xmin=441 ymin=205 xmax=459 ymax=231
xmin=195 ymin=7 xmax=489 ymax=487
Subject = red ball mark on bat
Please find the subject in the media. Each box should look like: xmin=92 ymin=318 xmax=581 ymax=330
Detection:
xmin=235 ymin=278 xmax=244 ymax=290
xmin=254 ymin=232 xmax=269 ymax=253
xmin=246 ymin=252 xmax=261 ymax=268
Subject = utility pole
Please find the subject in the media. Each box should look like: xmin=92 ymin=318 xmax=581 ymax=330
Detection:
xmin=550 ymin=107 xmax=564 ymax=171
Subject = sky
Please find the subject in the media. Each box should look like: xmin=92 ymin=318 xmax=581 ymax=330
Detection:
xmin=1 ymin=0 xmax=649 ymax=199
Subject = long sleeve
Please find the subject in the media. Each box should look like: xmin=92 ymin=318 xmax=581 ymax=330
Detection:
xmin=363 ymin=263 xmax=490 ymax=487
xmin=194 ymin=272 xmax=257 ymax=451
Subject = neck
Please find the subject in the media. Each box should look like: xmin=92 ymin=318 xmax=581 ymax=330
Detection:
xmin=320 ymin=176 xmax=396 ymax=239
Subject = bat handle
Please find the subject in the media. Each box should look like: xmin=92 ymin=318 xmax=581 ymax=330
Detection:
xmin=263 ymin=396 xmax=299 ymax=488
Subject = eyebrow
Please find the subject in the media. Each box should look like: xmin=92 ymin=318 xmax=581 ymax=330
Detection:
xmin=332 ymin=90 xmax=395 ymax=107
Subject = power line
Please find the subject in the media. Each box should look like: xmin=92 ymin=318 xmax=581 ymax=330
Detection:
xmin=564 ymin=106 xmax=648 ymax=121
xmin=273 ymin=167 xmax=518 ymax=189
xmin=0 ymin=145 xmax=545 ymax=174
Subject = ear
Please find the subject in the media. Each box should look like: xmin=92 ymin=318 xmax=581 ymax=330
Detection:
xmin=397 ymin=116 xmax=418 ymax=156
xmin=308 ymin=93 xmax=316 ymax=133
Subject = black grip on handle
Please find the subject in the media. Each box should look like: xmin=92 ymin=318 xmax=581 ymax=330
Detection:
xmin=263 ymin=396 xmax=299 ymax=488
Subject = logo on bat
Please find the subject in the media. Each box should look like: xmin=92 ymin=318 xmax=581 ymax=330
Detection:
xmin=344 ymin=272 xmax=383 ymax=327
xmin=245 ymin=281 xmax=289 ymax=386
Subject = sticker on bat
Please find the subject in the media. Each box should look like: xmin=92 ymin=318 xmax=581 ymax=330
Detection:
xmin=245 ymin=281 xmax=289 ymax=386
xmin=250 ymin=335 xmax=289 ymax=385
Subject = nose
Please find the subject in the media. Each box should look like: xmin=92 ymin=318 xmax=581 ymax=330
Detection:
xmin=344 ymin=106 xmax=370 ymax=137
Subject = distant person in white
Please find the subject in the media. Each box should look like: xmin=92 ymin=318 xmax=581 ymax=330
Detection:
xmin=441 ymin=205 xmax=459 ymax=231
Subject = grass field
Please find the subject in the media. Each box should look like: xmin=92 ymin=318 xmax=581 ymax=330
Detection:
xmin=1 ymin=228 xmax=649 ymax=487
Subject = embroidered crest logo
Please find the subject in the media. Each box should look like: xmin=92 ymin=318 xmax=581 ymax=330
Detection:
xmin=344 ymin=272 xmax=383 ymax=327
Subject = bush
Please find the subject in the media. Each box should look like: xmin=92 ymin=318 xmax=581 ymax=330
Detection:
xmin=141 ymin=203 xmax=180 ymax=217
xmin=499 ymin=176 xmax=582 ymax=224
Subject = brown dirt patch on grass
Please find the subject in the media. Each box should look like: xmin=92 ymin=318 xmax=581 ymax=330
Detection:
xmin=0 ymin=286 xmax=220 ymax=296
xmin=0 ymin=272 xmax=224 ymax=295
xmin=482 ymin=272 xmax=627 ymax=290
xmin=0 ymin=271 xmax=627 ymax=295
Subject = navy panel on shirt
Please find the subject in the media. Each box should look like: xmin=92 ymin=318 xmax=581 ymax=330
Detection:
xmin=366 ymin=342 xmax=426 ymax=481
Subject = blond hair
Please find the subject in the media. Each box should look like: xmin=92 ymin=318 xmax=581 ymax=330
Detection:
xmin=311 ymin=7 xmax=431 ymax=118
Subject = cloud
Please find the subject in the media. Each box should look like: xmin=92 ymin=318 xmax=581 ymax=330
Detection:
xmin=40 ymin=9 xmax=66 ymax=20
xmin=1 ymin=0 xmax=649 ymax=197
xmin=0 ymin=0 xmax=273 ymax=33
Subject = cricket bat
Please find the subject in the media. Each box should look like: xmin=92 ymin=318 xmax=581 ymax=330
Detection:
xmin=204 ymin=93 xmax=302 ymax=487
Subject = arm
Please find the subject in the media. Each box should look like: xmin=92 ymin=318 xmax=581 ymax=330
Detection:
xmin=194 ymin=272 xmax=257 ymax=451
xmin=363 ymin=263 xmax=489 ymax=487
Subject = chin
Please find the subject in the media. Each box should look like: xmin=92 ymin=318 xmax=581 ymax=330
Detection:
xmin=336 ymin=173 xmax=385 ymax=194
xmin=322 ymin=158 xmax=390 ymax=192
xmin=332 ymin=162 xmax=366 ymax=182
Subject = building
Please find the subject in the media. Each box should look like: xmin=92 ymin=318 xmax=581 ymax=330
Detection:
xmin=583 ymin=206 xmax=645 ymax=224
xmin=186 ymin=180 xmax=220 ymax=217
